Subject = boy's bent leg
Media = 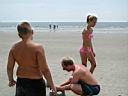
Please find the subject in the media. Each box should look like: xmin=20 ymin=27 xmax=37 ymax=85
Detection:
xmin=70 ymin=84 xmax=83 ymax=95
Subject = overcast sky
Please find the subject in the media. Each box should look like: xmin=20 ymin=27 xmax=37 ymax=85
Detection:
xmin=0 ymin=0 xmax=128 ymax=22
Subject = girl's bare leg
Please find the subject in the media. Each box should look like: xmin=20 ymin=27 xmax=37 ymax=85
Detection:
xmin=80 ymin=51 xmax=87 ymax=66
xmin=87 ymin=50 xmax=96 ymax=73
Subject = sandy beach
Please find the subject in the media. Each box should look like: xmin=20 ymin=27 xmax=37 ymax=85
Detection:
xmin=0 ymin=29 xmax=128 ymax=96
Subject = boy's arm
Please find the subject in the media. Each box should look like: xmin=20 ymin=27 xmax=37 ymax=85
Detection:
xmin=60 ymin=76 xmax=72 ymax=86
xmin=37 ymin=45 xmax=56 ymax=93
xmin=7 ymin=49 xmax=16 ymax=87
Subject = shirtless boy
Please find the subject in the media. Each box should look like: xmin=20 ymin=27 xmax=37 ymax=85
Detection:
xmin=7 ymin=21 xmax=56 ymax=96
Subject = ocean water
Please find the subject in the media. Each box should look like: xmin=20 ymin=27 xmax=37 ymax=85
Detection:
xmin=0 ymin=22 xmax=128 ymax=33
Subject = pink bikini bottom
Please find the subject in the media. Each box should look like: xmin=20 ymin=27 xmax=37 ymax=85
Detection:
xmin=80 ymin=47 xmax=92 ymax=54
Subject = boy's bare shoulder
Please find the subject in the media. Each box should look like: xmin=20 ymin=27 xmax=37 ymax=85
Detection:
xmin=34 ymin=43 xmax=45 ymax=53
xmin=34 ymin=43 xmax=43 ymax=48
xmin=10 ymin=40 xmax=22 ymax=50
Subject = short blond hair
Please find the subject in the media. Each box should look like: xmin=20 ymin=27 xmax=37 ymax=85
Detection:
xmin=61 ymin=57 xmax=74 ymax=66
xmin=17 ymin=21 xmax=32 ymax=38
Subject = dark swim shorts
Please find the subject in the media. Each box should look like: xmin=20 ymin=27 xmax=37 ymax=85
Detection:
xmin=78 ymin=80 xmax=100 ymax=96
xmin=16 ymin=78 xmax=46 ymax=96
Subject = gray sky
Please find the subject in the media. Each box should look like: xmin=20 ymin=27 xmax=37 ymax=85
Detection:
xmin=0 ymin=0 xmax=128 ymax=22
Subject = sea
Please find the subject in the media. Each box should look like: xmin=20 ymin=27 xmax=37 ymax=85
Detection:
xmin=0 ymin=22 xmax=128 ymax=33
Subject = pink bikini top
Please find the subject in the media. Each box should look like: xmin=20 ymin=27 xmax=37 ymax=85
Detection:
xmin=82 ymin=29 xmax=93 ymax=40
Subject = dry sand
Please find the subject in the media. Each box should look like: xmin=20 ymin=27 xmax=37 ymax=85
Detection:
xmin=0 ymin=30 xmax=128 ymax=96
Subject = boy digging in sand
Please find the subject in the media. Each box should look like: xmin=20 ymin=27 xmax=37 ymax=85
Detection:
xmin=56 ymin=57 xmax=100 ymax=96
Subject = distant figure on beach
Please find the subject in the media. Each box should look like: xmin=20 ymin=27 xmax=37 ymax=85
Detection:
xmin=56 ymin=57 xmax=100 ymax=96
xmin=53 ymin=25 xmax=56 ymax=30
xmin=49 ymin=24 xmax=52 ymax=29
xmin=56 ymin=25 xmax=58 ymax=29
xmin=7 ymin=21 xmax=56 ymax=96
xmin=80 ymin=15 xmax=97 ymax=73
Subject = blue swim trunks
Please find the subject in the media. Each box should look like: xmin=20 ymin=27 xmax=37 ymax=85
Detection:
xmin=78 ymin=80 xmax=100 ymax=96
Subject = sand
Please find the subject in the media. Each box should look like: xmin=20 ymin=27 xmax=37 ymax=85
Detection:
xmin=0 ymin=30 xmax=128 ymax=96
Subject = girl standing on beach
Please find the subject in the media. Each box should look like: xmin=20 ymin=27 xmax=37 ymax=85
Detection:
xmin=80 ymin=15 xmax=97 ymax=73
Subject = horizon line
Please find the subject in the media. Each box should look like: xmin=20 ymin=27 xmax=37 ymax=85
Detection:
xmin=0 ymin=21 xmax=128 ymax=23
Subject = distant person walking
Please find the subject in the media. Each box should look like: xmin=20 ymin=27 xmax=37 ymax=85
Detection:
xmin=49 ymin=24 xmax=52 ymax=29
xmin=53 ymin=25 xmax=56 ymax=30
xmin=80 ymin=15 xmax=97 ymax=73
xmin=7 ymin=21 xmax=56 ymax=96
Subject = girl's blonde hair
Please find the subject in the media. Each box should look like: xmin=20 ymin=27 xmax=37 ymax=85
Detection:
xmin=87 ymin=15 xmax=97 ymax=24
